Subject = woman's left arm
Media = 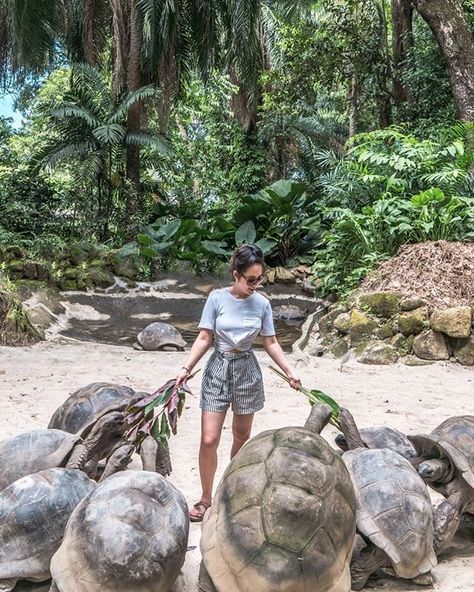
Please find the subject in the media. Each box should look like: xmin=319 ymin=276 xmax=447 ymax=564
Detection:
xmin=262 ymin=335 xmax=301 ymax=390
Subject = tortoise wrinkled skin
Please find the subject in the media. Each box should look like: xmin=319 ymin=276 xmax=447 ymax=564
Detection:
xmin=201 ymin=427 xmax=356 ymax=592
xmin=50 ymin=471 xmax=189 ymax=592
xmin=48 ymin=383 xmax=136 ymax=436
xmin=0 ymin=429 xmax=82 ymax=492
xmin=344 ymin=448 xmax=437 ymax=582
xmin=0 ymin=468 xmax=95 ymax=591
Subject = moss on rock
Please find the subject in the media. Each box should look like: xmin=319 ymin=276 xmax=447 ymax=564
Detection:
xmin=333 ymin=312 xmax=351 ymax=334
xmin=430 ymin=306 xmax=472 ymax=338
xmin=358 ymin=343 xmax=399 ymax=365
xmin=398 ymin=307 xmax=428 ymax=336
xmin=330 ymin=338 xmax=349 ymax=358
xmin=412 ymin=329 xmax=449 ymax=360
xmin=348 ymin=309 xmax=377 ymax=346
xmin=358 ymin=291 xmax=403 ymax=318
xmin=0 ymin=277 xmax=42 ymax=345
xmin=453 ymin=336 xmax=474 ymax=366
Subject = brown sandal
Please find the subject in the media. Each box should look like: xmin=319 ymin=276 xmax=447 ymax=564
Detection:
xmin=189 ymin=500 xmax=211 ymax=522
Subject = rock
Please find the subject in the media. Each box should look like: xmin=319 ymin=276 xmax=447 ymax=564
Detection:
xmin=36 ymin=262 xmax=50 ymax=281
xmin=430 ymin=306 xmax=472 ymax=338
xmin=87 ymin=267 xmax=115 ymax=289
xmin=112 ymin=255 xmax=141 ymax=280
xmin=346 ymin=289 xmax=363 ymax=309
xmin=358 ymin=343 xmax=399 ymax=365
xmin=275 ymin=266 xmax=295 ymax=284
xmin=400 ymin=297 xmax=426 ymax=311
xmin=7 ymin=259 xmax=24 ymax=273
xmin=375 ymin=320 xmax=395 ymax=340
xmin=453 ymin=336 xmax=474 ymax=366
xmin=63 ymin=267 xmax=78 ymax=280
xmin=59 ymin=278 xmax=78 ymax=291
xmin=0 ymin=280 xmax=42 ymax=345
xmin=412 ymin=330 xmax=449 ymax=360
xmin=300 ymin=278 xmax=320 ymax=296
xmin=404 ymin=356 xmax=434 ymax=367
xmin=391 ymin=333 xmax=407 ymax=350
xmin=318 ymin=307 xmax=346 ymax=336
xmin=333 ymin=312 xmax=351 ymax=334
xmin=330 ymin=338 xmax=349 ymax=358
xmin=266 ymin=268 xmax=276 ymax=284
xmin=398 ymin=307 xmax=428 ymax=336
xmin=358 ymin=291 xmax=403 ymax=318
xmin=273 ymin=305 xmax=307 ymax=321
xmin=348 ymin=309 xmax=377 ymax=346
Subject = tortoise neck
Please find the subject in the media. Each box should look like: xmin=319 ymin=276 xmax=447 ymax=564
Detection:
xmin=304 ymin=403 xmax=332 ymax=434
xmin=339 ymin=408 xmax=365 ymax=449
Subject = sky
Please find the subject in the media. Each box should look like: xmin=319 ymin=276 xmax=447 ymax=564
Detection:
xmin=0 ymin=94 xmax=23 ymax=127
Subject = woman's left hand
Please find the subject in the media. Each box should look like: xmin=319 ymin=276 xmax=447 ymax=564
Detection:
xmin=285 ymin=370 xmax=301 ymax=390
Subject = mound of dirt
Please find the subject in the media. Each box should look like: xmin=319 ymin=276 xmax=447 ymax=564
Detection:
xmin=361 ymin=241 xmax=474 ymax=308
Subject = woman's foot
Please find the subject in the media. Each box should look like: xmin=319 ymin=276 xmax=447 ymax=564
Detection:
xmin=189 ymin=500 xmax=211 ymax=522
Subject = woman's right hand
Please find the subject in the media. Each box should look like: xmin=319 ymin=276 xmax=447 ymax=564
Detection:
xmin=175 ymin=367 xmax=190 ymax=387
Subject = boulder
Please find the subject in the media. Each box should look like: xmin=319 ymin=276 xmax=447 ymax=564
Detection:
xmin=87 ymin=267 xmax=115 ymax=289
xmin=358 ymin=343 xmax=399 ymax=365
xmin=412 ymin=330 xmax=449 ymax=360
xmin=273 ymin=305 xmax=307 ymax=321
xmin=348 ymin=309 xmax=377 ymax=346
xmin=453 ymin=336 xmax=474 ymax=366
xmin=398 ymin=306 xmax=428 ymax=336
xmin=265 ymin=268 xmax=276 ymax=284
xmin=112 ymin=255 xmax=141 ymax=280
xmin=375 ymin=320 xmax=395 ymax=340
xmin=358 ymin=291 xmax=403 ymax=318
xmin=333 ymin=312 xmax=351 ymax=334
xmin=400 ymin=297 xmax=426 ymax=312
xmin=330 ymin=338 xmax=349 ymax=358
xmin=317 ymin=307 xmax=346 ymax=336
xmin=275 ymin=266 xmax=295 ymax=284
xmin=430 ymin=306 xmax=472 ymax=338
xmin=404 ymin=356 xmax=434 ymax=367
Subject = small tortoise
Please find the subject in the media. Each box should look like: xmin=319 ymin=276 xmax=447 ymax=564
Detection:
xmin=408 ymin=415 xmax=474 ymax=553
xmin=49 ymin=470 xmax=189 ymax=592
xmin=0 ymin=468 xmax=96 ymax=591
xmin=134 ymin=322 xmax=186 ymax=351
xmin=200 ymin=403 xmax=357 ymax=592
xmin=335 ymin=425 xmax=417 ymax=460
xmin=339 ymin=408 xmax=437 ymax=590
xmin=0 ymin=411 xmax=125 ymax=491
xmin=48 ymin=382 xmax=172 ymax=476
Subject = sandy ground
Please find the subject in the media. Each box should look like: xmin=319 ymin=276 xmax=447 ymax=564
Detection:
xmin=1 ymin=339 xmax=473 ymax=592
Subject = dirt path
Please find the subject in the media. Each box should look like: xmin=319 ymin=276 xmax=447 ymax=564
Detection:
xmin=1 ymin=340 xmax=473 ymax=591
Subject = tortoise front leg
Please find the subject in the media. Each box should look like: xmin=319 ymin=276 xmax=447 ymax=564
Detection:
xmin=433 ymin=495 xmax=462 ymax=554
xmin=140 ymin=437 xmax=172 ymax=476
xmin=0 ymin=579 xmax=17 ymax=592
xmin=99 ymin=444 xmax=134 ymax=482
xmin=351 ymin=543 xmax=389 ymax=590
xmin=65 ymin=442 xmax=88 ymax=471
xmin=198 ymin=561 xmax=217 ymax=592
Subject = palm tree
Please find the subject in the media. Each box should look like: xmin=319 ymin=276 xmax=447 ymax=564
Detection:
xmin=36 ymin=63 xmax=167 ymax=240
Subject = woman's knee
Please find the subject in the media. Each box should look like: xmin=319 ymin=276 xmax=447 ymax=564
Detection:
xmin=201 ymin=432 xmax=220 ymax=449
xmin=232 ymin=426 xmax=251 ymax=444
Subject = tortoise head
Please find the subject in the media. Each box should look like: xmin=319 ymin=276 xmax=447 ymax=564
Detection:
xmin=335 ymin=433 xmax=348 ymax=451
xmin=84 ymin=411 xmax=126 ymax=458
xmin=418 ymin=458 xmax=452 ymax=484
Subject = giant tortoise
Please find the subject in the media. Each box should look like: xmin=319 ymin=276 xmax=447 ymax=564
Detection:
xmin=199 ymin=403 xmax=357 ymax=592
xmin=339 ymin=408 xmax=437 ymax=590
xmin=48 ymin=382 xmax=171 ymax=476
xmin=49 ymin=470 xmax=189 ymax=592
xmin=0 ymin=411 xmax=124 ymax=491
xmin=335 ymin=425 xmax=417 ymax=460
xmin=0 ymin=468 xmax=96 ymax=591
xmin=408 ymin=415 xmax=474 ymax=553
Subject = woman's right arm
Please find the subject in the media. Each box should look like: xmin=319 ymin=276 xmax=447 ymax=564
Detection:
xmin=175 ymin=329 xmax=214 ymax=385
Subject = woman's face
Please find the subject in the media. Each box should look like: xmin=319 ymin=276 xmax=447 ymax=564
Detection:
xmin=234 ymin=263 xmax=264 ymax=296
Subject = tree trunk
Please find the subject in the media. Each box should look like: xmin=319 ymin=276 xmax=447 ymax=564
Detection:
xmin=126 ymin=0 xmax=142 ymax=194
xmin=229 ymin=70 xmax=258 ymax=134
xmin=377 ymin=0 xmax=393 ymax=127
xmin=348 ymin=75 xmax=359 ymax=137
xmin=409 ymin=0 xmax=474 ymax=120
xmin=111 ymin=0 xmax=129 ymax=96
xmin=392 ymin=0 xmax=413 ymax=105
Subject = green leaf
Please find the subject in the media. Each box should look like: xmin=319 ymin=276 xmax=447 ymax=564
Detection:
xmin=201 ymin=240 xmax=229 ymax=256
xmin=156 ymin=219 xmax=181 ymax=241
xmin=254 ymin=238 xmax=277 ymax=254
xmin=137 ymin=233 xmax=154 ymax=246
xmin=235 ymin=221 xmax=257 ymax=245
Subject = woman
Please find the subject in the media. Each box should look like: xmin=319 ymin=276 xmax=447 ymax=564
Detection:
xmin=175 ymin=244 xmax=301 ymax=522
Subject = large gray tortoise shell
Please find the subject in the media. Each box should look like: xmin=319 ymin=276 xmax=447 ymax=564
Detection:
xmin=0 ymin=468 xmax=95 ymax=584
xmin=343 ymin=448 xmax=437 ymax=579
xmin=50 ymin=470 xmax=189 ymax=592
xmin=201 ymin=427 xmax=356 ymax=592
xmin=0 ymin=429 xmax=82 ymax=492
xmin=48 ymin=383 xmax=136 ymax=435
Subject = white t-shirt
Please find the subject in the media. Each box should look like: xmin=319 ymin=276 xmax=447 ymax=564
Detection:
xmin=198 ymin=288 xmax=276 ymax=352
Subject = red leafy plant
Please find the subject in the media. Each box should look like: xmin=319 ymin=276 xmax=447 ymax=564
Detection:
xmin=125 ymin=371 xmax=198 ymax=450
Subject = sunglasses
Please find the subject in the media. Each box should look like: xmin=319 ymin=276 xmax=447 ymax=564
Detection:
xmin=241 ymin=273 xmax=265 ymax=287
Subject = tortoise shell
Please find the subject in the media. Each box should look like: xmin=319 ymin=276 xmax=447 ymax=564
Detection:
xmin=409 ymin=415 xmax=474 ymax=489
xmin=137 ymin=322 xmax=186 ymax=351
xmin=344 ymin=448 xmax=437 ymax=579
xmin=201 ymin=427 xmax=356 ymax=592
xmin=48 ymin=383 xmax=136 ymax=436
xmin=50 ymin=471 xmax=189 ymax=592
xmin=336 ymin=426 xmax=416 ymax=459
xmin=0 ymin=429 xmax=82 ymax=492
xmin=0 ymin=468 xmax=95 ymax=583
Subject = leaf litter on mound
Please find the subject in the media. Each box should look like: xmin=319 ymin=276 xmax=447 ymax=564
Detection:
xmin=361 ymin=241 xmax=474 ymax=308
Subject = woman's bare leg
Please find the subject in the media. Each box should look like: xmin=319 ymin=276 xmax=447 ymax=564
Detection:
xmin=198 ymin=410 xmax=227 ymax=505
xmin=231 ymin=413 xmax=254 ymax=459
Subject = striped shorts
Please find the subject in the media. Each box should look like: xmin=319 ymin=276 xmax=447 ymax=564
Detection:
xmin=200 ymin=349 xmax=265 ymax=415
